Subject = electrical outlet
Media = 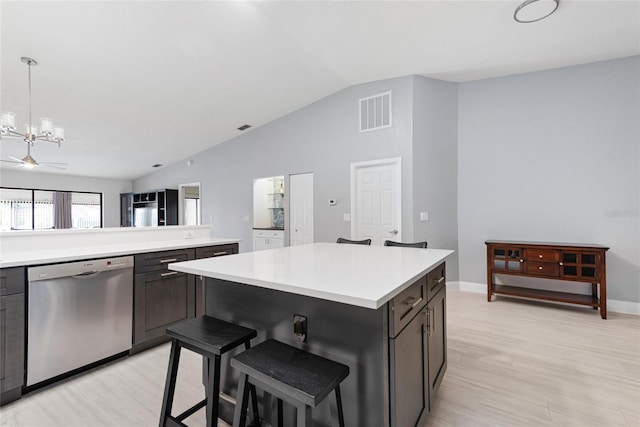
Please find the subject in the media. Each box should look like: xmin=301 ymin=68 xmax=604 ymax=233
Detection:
xmin=293 ymin=314 xmax=307 ymax=343
xmin=183 ymin=230 xmax=195 ymax=239
xmin=343 ymin=213 xmax=351 ymax=221
xmin=420 ymin=212 xmax=429 ymax=221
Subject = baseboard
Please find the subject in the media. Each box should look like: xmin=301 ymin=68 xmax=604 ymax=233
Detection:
xmin=449 ymin=281 xmax=640 ymax=316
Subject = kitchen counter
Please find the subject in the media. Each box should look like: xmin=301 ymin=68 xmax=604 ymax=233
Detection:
xmin=0 ymin=237 xmax=241 ymax=268
xmin=170 ymin=242 xmax=453 ymax=309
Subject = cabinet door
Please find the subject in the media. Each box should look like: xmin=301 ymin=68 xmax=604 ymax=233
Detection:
xmin=426 ymin=286 xmax=447 ymax=411
xmin=269 ymin=238 xmax=284 ymax=249
xmin=133 ymin=271 xmax=195 ymax=346
xmin=389 ymin=310 xmax=427 ymax=427
xmin=491 ymin=246 xmax=523 ymax=272
xmin=0 ymin=293 xmax=24 ymax=395
xmin=254 ymin=238 xmax=269 ymax=251
xmin=559 ymin=251 xmax=600 ymax=280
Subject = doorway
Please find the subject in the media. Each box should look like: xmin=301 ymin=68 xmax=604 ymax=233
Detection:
xmin=178 ymin=183 xmax=201 ymax=226
xmin=350 ymin=158 xmax=401 ymax=245
xmin=289 ymin=173 xmax=314 ymax=246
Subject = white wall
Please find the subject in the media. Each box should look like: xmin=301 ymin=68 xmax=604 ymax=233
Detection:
xmin=134 ymin=76 xmax=416 ymax=250
xmin=458 ymin=56 xmax=640 ymax=303
xmin=0 ymin=169 xmax=132 ymax=227
xmin=412 ymin=75 xmax=459 ymax=280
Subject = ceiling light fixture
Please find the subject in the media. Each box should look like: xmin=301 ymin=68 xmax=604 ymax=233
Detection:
xmin=514 ymin=0 xmax=559 ymax=23
xmin=1 ymin=57 xmax=65 ymax=147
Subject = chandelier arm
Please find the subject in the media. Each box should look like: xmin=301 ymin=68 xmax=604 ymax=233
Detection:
xmin=1 ymin=130 xmax=27 ymax=138
xmin=34 ymin=135 xmax=62 ymax=146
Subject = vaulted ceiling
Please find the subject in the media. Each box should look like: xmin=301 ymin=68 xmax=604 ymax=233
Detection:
xmin=1 ymin=1 xmax=638 ymax=180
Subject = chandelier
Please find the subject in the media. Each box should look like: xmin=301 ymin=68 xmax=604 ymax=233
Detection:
xmin=1 ymin=57 xmax=65 ymax=146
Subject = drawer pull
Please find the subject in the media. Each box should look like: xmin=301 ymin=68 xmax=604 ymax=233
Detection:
xmin=520 ymin=259 xmax=524 ymax=263
xmin=436 ymin=276 xmax=445 ymax=284
xmin=159 ymin=258 xmax=178 ymax=264
xmin=538 ymin=266 xmax=543 ymax=270
xmin=213 ymin=251 xmax=228 ymax=256
xmin=404 ymin=296 xmax=423 ymax=308
xmin=161 ymin=271 xmax=178 ymax=277
xmin=539 ymin=254 xmax=543 ymax=258
xmin=559 ymin=262 xmax=564 ymax=266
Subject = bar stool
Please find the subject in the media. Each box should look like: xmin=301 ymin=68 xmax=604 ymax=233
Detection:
xmin=231 ymin=339 xmax=349 ymax=427
xmin=159 ymin=316 xmax=260 ymax=427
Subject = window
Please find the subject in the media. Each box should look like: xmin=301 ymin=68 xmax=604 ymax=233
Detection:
xmin=0 ymin=187 xmax=102 ymax=231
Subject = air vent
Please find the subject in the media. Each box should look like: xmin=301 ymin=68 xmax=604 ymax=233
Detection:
xmin=238 ymin=124 xmax=251 ymax=131
xmin=359 ymin=91 xmax=391 ymax=132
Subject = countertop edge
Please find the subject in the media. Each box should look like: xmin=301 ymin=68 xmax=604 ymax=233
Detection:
xmin=0 ymin=238 xmax=242 ymax=268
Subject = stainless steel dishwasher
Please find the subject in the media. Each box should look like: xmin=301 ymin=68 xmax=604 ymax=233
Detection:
xmin=27 ymin=256 xmax=134 ymax=387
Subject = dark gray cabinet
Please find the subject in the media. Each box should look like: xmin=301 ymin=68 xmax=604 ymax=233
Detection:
xmin=0 ymin=267 xmax=25 ymax=405
xmin=120 ymin=189 xmax=178 ymax=227
xmin=426 ymin=284 xmax=447 ymax=411
xmin=132 ymin=249 xmax=195 ymax=352
xmin=194 ymin=244 xmax=239 ymax=316
xmin=388 ymin=262 xmax=447 ymax=426
xmin=132 ymin=244 xmax=239 ymax=352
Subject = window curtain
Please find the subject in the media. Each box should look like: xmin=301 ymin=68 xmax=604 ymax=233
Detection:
xmin=53 ymin=191 xmax=72 ymax=229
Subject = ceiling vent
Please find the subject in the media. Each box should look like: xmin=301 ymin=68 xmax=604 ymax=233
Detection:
xmin=238 ymin=124 xmax=251 ymax=131
xmin=359 ymin=91 xmax=392 ymax=132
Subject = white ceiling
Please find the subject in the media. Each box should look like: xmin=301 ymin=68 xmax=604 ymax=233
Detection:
xmin=1 ymin=1 xmax=638 ymax=180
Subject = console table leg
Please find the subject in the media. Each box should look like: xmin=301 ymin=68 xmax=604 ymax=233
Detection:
xmin=592 ymin=284 xmax=598 ymax=310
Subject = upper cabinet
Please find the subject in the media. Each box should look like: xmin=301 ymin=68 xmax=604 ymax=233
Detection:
xmin=120 ymin=189 xmax=178 ymax=227
xmin=253 ymin=176 xmax=284 ymax=230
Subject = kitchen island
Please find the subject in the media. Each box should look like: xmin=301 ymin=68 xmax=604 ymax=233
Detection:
xmin=170 ymin=242 xmax=453 ymax=427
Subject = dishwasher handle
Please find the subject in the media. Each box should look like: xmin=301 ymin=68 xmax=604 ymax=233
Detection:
xmin=72 ymin=270 xmax=101 ymax=279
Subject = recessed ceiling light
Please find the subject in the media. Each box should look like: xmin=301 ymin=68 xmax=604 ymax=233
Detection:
xmin=238 ymin=124 xmax=251 ymax=131
xmin=152 ymin=164 xmax=163 ymax=168
xmin=514 ymin=0 xmax=559 ymax=23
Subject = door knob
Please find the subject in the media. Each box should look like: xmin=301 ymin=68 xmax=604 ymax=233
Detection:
xmin=389 ymin=230 xmax=398 ymax=234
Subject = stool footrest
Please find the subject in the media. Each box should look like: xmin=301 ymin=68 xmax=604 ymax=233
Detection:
xmin=176 ymin=399 xmax=208 ymax=422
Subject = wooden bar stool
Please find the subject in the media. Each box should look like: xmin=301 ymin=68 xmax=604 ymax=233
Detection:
xmin=159 ymin=316 xmax=260 ymax=427
xmin=231 ymin=339 xmax=349 ymax=427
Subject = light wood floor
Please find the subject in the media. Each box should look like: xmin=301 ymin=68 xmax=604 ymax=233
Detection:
xmin=1 ymin=291 xmax=638 ymax=426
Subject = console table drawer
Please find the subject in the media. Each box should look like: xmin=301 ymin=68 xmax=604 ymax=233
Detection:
xmin=525 ymin=249 xmax=558 ymax=262
xmin=525 ymin=262 xmax=559 ymax=276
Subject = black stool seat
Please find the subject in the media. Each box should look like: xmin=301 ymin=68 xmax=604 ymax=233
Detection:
xmin=159 ymin=316 xmax=259 ymax=427
xmin=231 ymin=339 xmax=349 ymax=427
xmin=167 ymin=316 xmax=257 ymax=356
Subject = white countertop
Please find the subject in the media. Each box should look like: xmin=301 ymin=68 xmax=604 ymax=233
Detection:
xmin=0 ymin=237 xmax=241 ymax=268
xmin=169 ymin=242 xmax=454 ymax=309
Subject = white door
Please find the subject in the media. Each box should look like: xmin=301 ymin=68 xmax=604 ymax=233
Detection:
xmin=351 ymin=158 xmax=401 ymax=246
xmin=289 ymin=173 xmax=314 ymax=246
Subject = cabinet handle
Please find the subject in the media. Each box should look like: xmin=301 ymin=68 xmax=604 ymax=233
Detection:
xmin=161 ymin=271 xmax=178 ymax=277
xmin=159 ymin=258 xmax=178 ymax=263
xmin=429 ymin=308 xmax=435 ymax=338
xmin=538 ymin=266 xmax=543 ymax=270
xmin=404 ymin=296 xmax=423 ymax=308
xmin=213 ymin=251 xmax=227 ymax=256
xmin=559 ymin=262 xmax=564 ymax=266
xmin=437 ymin=276 xmax=445 ymax=284
xmin=520 ymin=259 xmax=524 ymax=263
xmin=539 ymin=254 xmax=543 ymax=258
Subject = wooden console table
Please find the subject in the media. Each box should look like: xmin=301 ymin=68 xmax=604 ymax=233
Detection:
xmin=485 ymin=240 xmax=609 ymax=319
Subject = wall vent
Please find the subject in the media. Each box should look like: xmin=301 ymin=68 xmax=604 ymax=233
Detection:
xmin=359 ymin=91 xmax=392 ymax=132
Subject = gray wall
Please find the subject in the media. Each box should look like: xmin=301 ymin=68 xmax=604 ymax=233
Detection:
xmin=458 ymin=56 xmax=640 ymax=303
xmin=412 ymin=76 xmax=459 ymax=280
xmin=134 ymin=76 xmax=417 ymax=251
xmin=0 ymin=169 xmax=132 ymax=227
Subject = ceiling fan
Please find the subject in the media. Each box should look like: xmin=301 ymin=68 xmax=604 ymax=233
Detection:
xmin=1 ymin=143 xmax=68 ymax=170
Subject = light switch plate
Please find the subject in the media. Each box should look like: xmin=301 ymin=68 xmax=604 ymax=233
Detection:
xmin=343 ymin=213 xmax=351 ymax=221
xmin=420 ymin=212 xmax=429 ymax=221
